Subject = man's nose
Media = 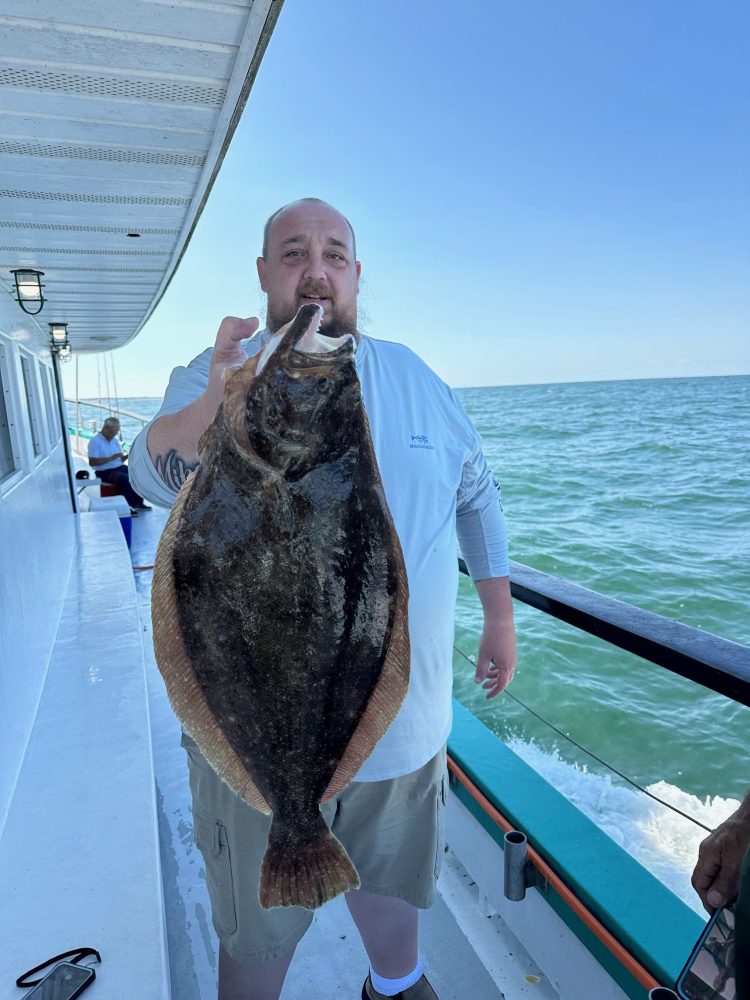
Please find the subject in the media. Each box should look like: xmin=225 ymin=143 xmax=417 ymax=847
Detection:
xmin=302 ymin=251 xmax=328 ymax=281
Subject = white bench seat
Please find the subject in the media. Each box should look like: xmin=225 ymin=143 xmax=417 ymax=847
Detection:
xmin=0 ymin=512 xmax=169 ymax=998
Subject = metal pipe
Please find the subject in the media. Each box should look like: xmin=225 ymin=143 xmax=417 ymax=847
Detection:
xmin=648 ymin=989 xmax=680 ymax=999
xmin=504 ymin=830 xmax=538 ymax=901
xmin=51 ymin=351 xmax=78 ymax=513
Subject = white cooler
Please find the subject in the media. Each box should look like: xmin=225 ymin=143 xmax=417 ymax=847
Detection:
xmin=88 ymin=494 xmax=132 ymax=548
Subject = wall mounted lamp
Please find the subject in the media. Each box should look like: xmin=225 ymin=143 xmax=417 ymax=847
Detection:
xmin=11 ymin=268 xmax=45 ymax=315
xmin=49 ymin=322 xmax=69 ymax=347
xmin=49 ymin=322 xmax=72 ymax=362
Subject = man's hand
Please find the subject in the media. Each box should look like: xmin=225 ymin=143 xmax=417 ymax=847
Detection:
xmin=474 ymin=617 xmax=517 ymax=698
xmin=205 ymin=316 xmax=260 ymax=412
xmin=692 ymin=797 xmax=750 ymax=912
xmin=146 ymin=315 xmax=259 ymax=488
xmin=472 ymin=577 xmax=517 ymax=699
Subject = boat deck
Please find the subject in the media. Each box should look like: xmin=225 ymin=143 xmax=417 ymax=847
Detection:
xmin=130 ymin=508 xmax=558 ymax=999
xmin=0 ymin=495 xmax=558 ymax=999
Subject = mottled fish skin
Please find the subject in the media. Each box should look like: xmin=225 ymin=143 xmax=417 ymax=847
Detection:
xmin=160 ymin=304 xmax=409 ymax=909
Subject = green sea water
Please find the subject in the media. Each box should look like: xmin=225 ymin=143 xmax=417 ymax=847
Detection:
xmin=453 ymin=374 xmax=749 ymax=803
xmin=68 ymin=374 xmax=749 ymax=908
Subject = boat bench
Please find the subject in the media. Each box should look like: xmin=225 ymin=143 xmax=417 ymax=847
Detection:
xmin=0 ymin=512 xmax=169 ymax=996
xmin=447 ymin=702 xmax=704 ymax=998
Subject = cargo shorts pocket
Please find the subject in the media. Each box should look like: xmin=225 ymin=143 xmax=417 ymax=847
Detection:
xmin=434 ymin=775 xmax=447 ymax=880
xmin=193 ymin=808 xmax=238 ymax=936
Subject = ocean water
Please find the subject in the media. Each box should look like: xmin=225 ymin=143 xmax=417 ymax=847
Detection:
xmin=67 ymin=374 xmax=750 ymax=912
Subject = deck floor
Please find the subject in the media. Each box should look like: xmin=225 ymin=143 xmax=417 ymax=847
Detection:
xmin=130 ymin=509 xmax=557 ymax=1000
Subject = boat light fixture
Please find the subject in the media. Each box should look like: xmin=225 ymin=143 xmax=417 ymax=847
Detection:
xmin=49 ymin=322 xmax=72 ymax=361
xmin=11 ymin=268 xmax=45 ymax=315
xmin=49 ymin=322 xmax=69 ymax=347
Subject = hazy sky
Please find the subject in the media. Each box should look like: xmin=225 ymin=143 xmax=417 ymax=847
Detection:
xmin=65 ymin=0 xmax=749 ymax=400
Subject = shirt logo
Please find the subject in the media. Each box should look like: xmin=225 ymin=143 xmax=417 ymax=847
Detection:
xmin=410 ymin=434 xmax=435 ymax=451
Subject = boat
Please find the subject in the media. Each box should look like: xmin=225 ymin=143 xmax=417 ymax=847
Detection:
xmin=1 ymin=4 xmax=748 ymax=998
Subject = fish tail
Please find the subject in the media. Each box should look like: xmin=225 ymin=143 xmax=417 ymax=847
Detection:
xmin=259 ymin=811 xmax=359 ymax=910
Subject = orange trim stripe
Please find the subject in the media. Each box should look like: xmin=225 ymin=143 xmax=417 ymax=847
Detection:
xmin=446 ymin=754 xmax=660 ymax=992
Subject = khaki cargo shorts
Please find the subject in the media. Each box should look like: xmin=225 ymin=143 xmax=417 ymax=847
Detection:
xmin=182 ymin=733 xmax=448 ymax=964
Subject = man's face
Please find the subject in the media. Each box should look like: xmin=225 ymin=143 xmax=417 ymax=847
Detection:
xmin=103 ymin=422 xmax=119 ymax=440
xmin=257 ymin=202 xmax=361 ymax=337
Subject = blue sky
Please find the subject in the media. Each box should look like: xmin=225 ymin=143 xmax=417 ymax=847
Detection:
xmin=66 ymin=0 xmax=750 ymax=398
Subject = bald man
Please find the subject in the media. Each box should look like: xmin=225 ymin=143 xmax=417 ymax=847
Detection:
xmin=130 ymin=199 xmax=516 ymax=1000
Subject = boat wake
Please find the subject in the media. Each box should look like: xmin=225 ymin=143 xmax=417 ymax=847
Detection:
xmin=506 ymin=737 xmax=740 ymax=915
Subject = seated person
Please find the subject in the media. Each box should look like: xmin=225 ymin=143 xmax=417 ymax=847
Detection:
xmin=88 ymin=417 xmax=151 ymax=514
xmin=692 ymin=790 xmax=750 ymax=996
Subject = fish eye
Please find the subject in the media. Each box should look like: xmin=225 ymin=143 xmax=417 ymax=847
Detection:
xmin=317 ymin=377 xmax=330 ymax=391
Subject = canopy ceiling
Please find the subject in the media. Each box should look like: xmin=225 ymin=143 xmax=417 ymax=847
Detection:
xmin=0 ymin=0 xmax=283 ymax=351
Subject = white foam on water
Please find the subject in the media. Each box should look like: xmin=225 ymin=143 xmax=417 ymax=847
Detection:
xmin=505 ymin=737 xmax=740 ymax=915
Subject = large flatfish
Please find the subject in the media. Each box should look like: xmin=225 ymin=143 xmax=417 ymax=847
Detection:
xmin=152 ymin=303 xmax=409 ymax=910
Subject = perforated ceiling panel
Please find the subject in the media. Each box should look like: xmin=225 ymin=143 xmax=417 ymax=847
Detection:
xmin=0 ymin=0 xmax=283 ymax=353
xmin=0 ymin=68 xmax=226 ymax=107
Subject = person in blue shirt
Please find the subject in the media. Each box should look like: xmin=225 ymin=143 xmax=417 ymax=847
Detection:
xmin=88 ymin=417 xmax=150 ymax=514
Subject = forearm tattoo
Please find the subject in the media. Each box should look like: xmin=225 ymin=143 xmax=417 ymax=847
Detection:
xmin=154 ymin=449 xmax=199 ymax=492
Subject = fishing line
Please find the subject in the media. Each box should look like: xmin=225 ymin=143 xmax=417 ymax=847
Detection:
xmin=96 ymin=355 xmax=102 ymax=422
xmin=110 ymin=354 xmax=120 ymax=422
xmin=453 ymin=644 xmax=712 ymax=833
xmin=103 ymin=352 xmax=112 ymax=415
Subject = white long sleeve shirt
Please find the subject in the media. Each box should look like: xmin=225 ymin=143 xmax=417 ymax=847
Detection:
xmin=130 ymin=332 xmax=509 ymax=780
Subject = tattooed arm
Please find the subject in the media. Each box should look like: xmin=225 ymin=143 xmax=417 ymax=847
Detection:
xmin=147 ymin=316 xmax=259 ymax=490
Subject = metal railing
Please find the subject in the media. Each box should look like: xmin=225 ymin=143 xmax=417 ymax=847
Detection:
xmin=65 ymin=397 xmax=150 ymax=428
xmin=459 ymin=558 xmax=750 ymax=708
xmin=65 ymin=398 xmax=150 ymax=457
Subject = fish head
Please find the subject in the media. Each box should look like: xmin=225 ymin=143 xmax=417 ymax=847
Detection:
xmin=243 ymin=304 xmax=361 ymax=478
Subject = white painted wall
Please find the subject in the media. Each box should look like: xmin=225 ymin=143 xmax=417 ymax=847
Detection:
xmin=0 ymin=292 xmax=76 ymax=834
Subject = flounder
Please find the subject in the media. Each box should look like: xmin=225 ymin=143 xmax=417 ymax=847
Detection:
xmin=152 ymin=303 xmax=409 ymax=910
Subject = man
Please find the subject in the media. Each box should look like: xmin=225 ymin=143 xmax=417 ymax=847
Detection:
xmin=129 ymin=198 xmax=516 ymax=1000
xmin=692 ymin=790 xmax=750 ymax=997
xmin=87 ymin=416 xmax=150 ymax=514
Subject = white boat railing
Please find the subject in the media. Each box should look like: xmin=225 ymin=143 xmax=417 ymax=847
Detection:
xmin=65 ymin=397 xmax=150 ymax=457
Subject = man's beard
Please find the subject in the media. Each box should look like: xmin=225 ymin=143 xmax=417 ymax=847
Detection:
xmin=266 ymin=298 xmax=357 ymax=338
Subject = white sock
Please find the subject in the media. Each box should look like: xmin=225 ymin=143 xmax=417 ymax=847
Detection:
xmin=370 ymin=959 xmax=424 ymax=996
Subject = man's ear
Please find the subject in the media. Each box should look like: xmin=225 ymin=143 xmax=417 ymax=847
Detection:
xmin=257 ymin=256 xmax=267 ymax=292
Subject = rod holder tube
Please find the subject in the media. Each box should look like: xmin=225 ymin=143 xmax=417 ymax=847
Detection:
xmin=648 ymin=989 xmax=680 ymax=999
xmin=504 ymin=830 xmax=541 ymax=901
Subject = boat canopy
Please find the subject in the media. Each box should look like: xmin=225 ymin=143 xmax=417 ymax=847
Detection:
xmin=0 ymin=0 xmax=283 ymax=353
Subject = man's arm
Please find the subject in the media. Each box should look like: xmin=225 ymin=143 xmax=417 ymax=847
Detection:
xmin=146 ymin=316 xmax=258 ymax=490
xmin=473 ymin=576 xmax=517 ymax=698
xmin=452 ymin=388 xmax=515 ymax=698
xmin=692 ymin=791 xmax=750 ymax=912
xmin=89 ymin=452 xmax=124 ymax=468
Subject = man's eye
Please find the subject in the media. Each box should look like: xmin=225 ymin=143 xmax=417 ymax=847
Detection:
xmin=328 ymin=253 xmax=344 ymax=262
xmin=285 ymin=250 xmax=303 ymax=258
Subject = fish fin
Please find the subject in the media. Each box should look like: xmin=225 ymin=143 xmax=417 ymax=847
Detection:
xmin=152 ymin=478 xmax=271 ymax=814
xmin=259 ymin=812 xmax=359 ymax=910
